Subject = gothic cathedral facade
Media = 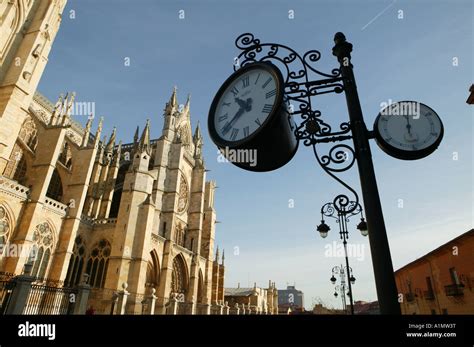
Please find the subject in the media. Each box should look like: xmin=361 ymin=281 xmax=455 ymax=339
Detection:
xmin=0 ymin=0 xmax=225 ymax=314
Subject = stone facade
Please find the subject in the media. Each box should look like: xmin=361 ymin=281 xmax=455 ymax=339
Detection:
xmin=0 ymin=0 xmax=225 ymax=314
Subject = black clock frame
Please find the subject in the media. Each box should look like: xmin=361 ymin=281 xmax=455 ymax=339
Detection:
xmin=208 ymin=61 xmax=298 ymax=172
xmin=373 ymin=101 xmax=444 ymax=161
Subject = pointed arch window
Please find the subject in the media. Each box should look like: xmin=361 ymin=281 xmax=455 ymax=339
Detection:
xmin=171 ymin=255 xmax=188 ymax=296
xmin=18 ymin=116 xmax=38 ymax=152
xmin=0 ymin=206 xmax=11 ymax=251
xmin=46 ymin=169 xmax=63 ymax=202
xmin=28 ymin=222 xmax=55 ymax=279
xmin=58 ymin=141 xmax=72 ymax=169
xmin=85 ymin=239 xmax=110 ymax=288
xmin=64 ymin=236 xmax=86 ymax=287
xmin=3 ymin=144 xmax=27 ymax=184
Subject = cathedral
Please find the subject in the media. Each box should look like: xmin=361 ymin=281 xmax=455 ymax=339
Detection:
xmin=0 ymin=0 xmax=225 ymax=314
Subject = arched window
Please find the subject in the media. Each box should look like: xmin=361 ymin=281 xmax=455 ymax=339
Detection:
xmin=85 ymin=239 xmax=110 ymax=288
xmin=145 ymin=251 xmax=160 ymax=290
xmin=3 ymin=144 xmax=27 ymax=184
xmin=171 ymin=255 xmax=188 ymax=296
xmin=46 ymin=169 xmax=63 ymax=202
xmin=64 ymin=236 xmax=86 ymax=287
xmin=28 ymin=222 xmax=55 ymax=279
xmin=0 ymin=206 xmax=11 ymax=251
xmin=18 ymin=116 xmax=38 ymax=152
xmin=109 ymin=163 xmax=129 ymax=218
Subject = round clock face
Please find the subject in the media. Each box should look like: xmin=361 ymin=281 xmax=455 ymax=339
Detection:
xmin=209 ymin=62 xmax=283 ymax=146
xmin=374 ymin=101 xmax=444 ymax=160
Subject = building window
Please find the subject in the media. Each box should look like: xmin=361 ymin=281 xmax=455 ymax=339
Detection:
xmin=3 ymin=144 xmax=27 ymax=184
xmin=64 ymin=236 xmax=86 ymax=287
xmin=28 ymin=222 xmax=55 ymax=279
xmin=449 ymin=267 xmax=460 ymax=285
xmin=0 ymin=206 xmax=11 ymax=250
xmin=85 ymin=239 xmax=110 ymax=288
xmin=18 ymin=116 xmax=38 ymax=152
xmin=442 ymin=308 xmax=448 ymax=315
xmin=46 ymin=169 xmax=63 ymax=202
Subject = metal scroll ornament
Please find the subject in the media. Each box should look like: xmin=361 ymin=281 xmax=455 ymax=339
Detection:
xmin=233 ymin=33 xmax=359 ymax=213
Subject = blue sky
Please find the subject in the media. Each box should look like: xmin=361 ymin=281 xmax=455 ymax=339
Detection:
xmin=39 ymin=0 xmax=473 ymax=309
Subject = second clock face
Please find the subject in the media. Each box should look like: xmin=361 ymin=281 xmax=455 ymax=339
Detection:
xmin=213 ymin=67 xmax=278 ymax=142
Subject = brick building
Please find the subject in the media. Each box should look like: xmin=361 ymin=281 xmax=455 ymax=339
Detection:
xmin=395 ymin=229 xmax=473 ymax=314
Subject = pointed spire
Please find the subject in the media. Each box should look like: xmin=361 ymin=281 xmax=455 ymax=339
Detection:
xmin=94 ymin=116 xmax=104 ymax=145
xmin=65 ymin=92 xmax=76 ymax=117
xmin=113 ymin=140 xmax=122 ymax=166
xmin=221 ymin=249 xmax=225 ymax=265
xmin=133 ymin=126 xmax=139 ymax=143
xmin=193 ymin=121 xmax=202 ymax=143
xmin=82 ymin=116 xmax=93 ymax=147
xmin=138 ymin=119 xmax=151 ymax=154
xmin=51 ymin=93 xmax=64 ymax=125
xmin=164 ymin=86 xmax=178 ymax=115
xmin=183 ymin=94 xmax=191 ymax=116
xmin=215 ymin=246 xmax=219 ymax=262
xmin=105 ymin=127 xmax=116 ymax=153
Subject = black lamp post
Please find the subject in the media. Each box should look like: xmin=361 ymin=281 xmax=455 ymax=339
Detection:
xmin=331 ymin=264 xmax=355 ymax=314
xmin=318 ymin=200 xmax=365 ymax=315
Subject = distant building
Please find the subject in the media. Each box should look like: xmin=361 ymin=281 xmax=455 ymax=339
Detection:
xmin=395 ymin=229 xmax=473 ymax=314
xmin=278 ymin=285 xmax=304 ymax=312
xmin=353 ymin=300 xmax=379 ymax=315
xmin=467 ymin=84 xmax=474 ymax=104
xmin=224 ymin=281 xmax=278 ymax=314
xmin=312 ymin=303 xmax=345 ymax=315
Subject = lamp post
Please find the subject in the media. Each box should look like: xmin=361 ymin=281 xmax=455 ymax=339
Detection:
xmin=318 ymin=200 xmax=365 ymax=315
xmin=331 ymin=265 xmax=355 ymax=314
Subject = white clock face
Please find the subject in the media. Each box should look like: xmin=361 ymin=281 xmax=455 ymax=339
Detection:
xmin=377 ymin=102 xmax=442 ymax=152
xmin=214 ymin=68 xmax=277 ymax=142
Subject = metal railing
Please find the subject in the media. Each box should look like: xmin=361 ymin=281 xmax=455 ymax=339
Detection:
xmin=23 ymin=282 xmax=77 ymax=315
xmin=444 ymin=284 xmax=464 ymax=297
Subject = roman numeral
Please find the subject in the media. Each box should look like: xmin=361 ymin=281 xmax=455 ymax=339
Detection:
xmin=243 ymin=126 xmax=249 ymax=137
xmin=255 ymin=118 xmax=262 ymax=126
xmin=262 ymin=77 xmax=272 ymax=89
xmin=222 ymin=102 xmax=231 ymax=107
xmin=242 ymin=76 xmax=250 ymax=88
xmin=218 ymin=113 xmax=228 ymax=122
xmin=255 ymin=73 xmax=261 ymax=85
xmin=266 ymin=89 xmax=276 ymax=99
xmin=221 ymin=122 xmax=231 ymax=135
xmin=230 ymin=86 xmax=239 ymax=96
xmin=230 ymin=128 xmax=239 ymax=140
xmin=262 ymin=104 xmax=273 ymax=113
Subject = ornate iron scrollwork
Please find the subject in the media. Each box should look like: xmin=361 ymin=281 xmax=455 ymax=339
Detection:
xmin=234 ymin=33 xmax=359 ymax=213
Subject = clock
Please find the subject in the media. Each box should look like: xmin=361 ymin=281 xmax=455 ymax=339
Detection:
xmin=373 ymin=101 xmax=444 ymax=160
xmin=208 ymin=62 xmax=297 ymax=172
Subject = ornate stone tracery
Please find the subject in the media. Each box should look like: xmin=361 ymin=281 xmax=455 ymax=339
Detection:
xmin=177 ymin=174 xmax=189 ymax=214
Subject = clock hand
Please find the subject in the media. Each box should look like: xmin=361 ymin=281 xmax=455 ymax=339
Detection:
xmin=222 ymin=107 xmax=245 ymax=136
xmin=404 ymin=115 xmax=412 ymax=134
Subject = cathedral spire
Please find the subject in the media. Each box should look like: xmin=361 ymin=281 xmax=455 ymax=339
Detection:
xmin=164 ymin=86 xmax=178 ymax=116
xmin=138 ymin=119 xmax=151 ymax=154
xmin=193 ymin=121 xmax=202 ymax=144
xmin=51 ymin=93 xmax=64 ymax=125
xmin=94 ymin=116 xmax=104 ymax=146
xmin=105 ymin=127 xmax=116 ymax=153
xmin=221 ymin=249 xmax=225 ymax=265
xmin=215 ymin=246 xmax=219 ymax=262
xmin=82 ymin=116 xmax=93 ymax=147
xmin=113 ymin=140 xmax=122 ymax=166
xmin=182 ymin=94 xmax=191 ymax=117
